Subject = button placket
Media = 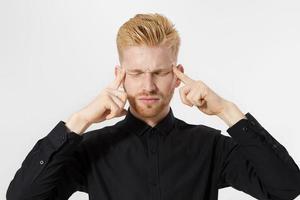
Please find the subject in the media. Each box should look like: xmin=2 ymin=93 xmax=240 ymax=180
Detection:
xmin=147 ymin=128 xmax=161 ymax=200
xmin=149 ymin=130 xmax=158 ymax=154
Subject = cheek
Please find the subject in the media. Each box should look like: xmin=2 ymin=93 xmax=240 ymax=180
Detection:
xmin=124 ymin=78 xmax=136 ymax=94
xmin=158 ymin=77 xmax=176 ymax=91
xmin=167 ymin=75 xmax=177 ymax=87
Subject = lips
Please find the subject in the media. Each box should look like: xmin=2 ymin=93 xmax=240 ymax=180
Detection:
xmin=138 ymin=97 xmax=160 ymax=100
xmin=138 ymin=96 xmax=160 ymax=104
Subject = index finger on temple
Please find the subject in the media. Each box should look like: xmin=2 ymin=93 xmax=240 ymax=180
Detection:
xmin=110 ymin=67 xmax=126 ymax=89
xmin=173 ymin=66 xmax=193 ymax=84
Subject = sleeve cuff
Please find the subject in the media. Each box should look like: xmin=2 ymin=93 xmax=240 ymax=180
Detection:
xmin=47 ymin=121 xmax=82 ymax=151
xmin=226 ymin=112 xmax=265 ymax=145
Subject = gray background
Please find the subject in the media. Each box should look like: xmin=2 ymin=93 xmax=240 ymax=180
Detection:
xmin=1 ymin=0 xmax=299 ymax=199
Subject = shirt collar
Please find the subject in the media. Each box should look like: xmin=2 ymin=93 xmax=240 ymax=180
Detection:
xmin=122 ymin=106 xmax=175 ymax=136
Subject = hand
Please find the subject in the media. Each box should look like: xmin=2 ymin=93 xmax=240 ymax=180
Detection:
xmin=78 ymin=66 xmax=128 ymax=124
xmin=173 ymin=65 xmax=228 ymax=116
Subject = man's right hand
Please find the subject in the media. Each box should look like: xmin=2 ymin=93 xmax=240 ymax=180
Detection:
xmin=66 ymin=66 xmax=128 ymax=135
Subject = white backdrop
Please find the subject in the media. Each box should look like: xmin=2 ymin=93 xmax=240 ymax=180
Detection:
xmin=1 ymin=0 xmax=300 ymax=199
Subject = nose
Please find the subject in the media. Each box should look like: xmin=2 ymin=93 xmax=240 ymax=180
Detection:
xmin=143 ymin=72 xmax=157 ymax=92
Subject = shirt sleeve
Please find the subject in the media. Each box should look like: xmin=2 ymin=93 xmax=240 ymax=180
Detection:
xmin=6 ymin=121 xmax=88 ymax=200
xmin=217 ymin=112 xmax=300 ymax=200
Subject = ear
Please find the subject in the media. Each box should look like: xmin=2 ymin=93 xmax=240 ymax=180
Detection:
xmin=174 ymin=64 xmax=184 ymax=88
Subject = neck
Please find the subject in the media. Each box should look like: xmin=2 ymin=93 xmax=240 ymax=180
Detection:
xmin=129 ymin=106 xmax=170 ymax=127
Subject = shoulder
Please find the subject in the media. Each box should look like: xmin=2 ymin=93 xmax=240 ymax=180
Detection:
xmin=174 ymin=117 xmax=222 ymax=137
xmin=173 ymin=117 xmax=235 ymax=148
xmin=80 ymin=120 xmax=129 ymax=149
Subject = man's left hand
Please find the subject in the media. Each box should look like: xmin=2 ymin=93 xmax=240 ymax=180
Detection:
xmin=173 ymin=65 xmax=229 ymax=116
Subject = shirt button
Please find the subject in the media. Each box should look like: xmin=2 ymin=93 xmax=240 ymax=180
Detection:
xmin=242 ymin=127 xmax=248 ymax=132
xmin=39 ymin=160 xmax=44 ymax=165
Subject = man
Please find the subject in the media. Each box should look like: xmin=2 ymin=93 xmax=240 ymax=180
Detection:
xmin=7 ymin=13 xmax=300 ymax=200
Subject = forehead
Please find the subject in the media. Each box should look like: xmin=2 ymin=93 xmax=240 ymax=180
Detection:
xmin=121 ymin=45 xmax=176 ymax=70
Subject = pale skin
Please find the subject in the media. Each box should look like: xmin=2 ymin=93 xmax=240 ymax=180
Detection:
xmin=172 ymin=66 xmax=247 ymax=126
xmin=66 ymin=46 xmax=246 ymax=135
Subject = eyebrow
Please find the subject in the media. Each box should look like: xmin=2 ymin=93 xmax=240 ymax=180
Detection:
xmin=126 ymin=67 xmax=173 ymax=73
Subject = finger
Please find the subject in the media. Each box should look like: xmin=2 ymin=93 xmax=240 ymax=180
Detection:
xmin=109 ymin=67 xmax=126 ymax=90
xmin=173 ymin=66 xmax=193 ymax=84
xmin=106 ymin=106 xmax=127 ymax=119
xmin=188 ymin=89 xmax=202 ymax=106
xmin=186 ymin=92 xmax=198 ymax=106
xmin=106 ymin=93 xmax=128 ymax=119
xmin=105 ymin=99 xmax=120 ymax=120
xmin=179 ymin=86 xmax=193 ymax=107
xmin=198 ymin=99 xmax=205 ymax=107
xmin=107 ymin=89 xmax=128 ymax=102
xmin=194 ymin=93 xmax=204 ymax=107
xmin=109 ymin=93 xmax=126 ymax=109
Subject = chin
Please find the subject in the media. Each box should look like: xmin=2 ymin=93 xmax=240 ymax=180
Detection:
xmin=131 ymin=99 xmax=168 ymax=118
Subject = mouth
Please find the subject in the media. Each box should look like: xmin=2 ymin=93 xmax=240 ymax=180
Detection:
xmin=138 ymin=97 xmax=160 ymax=104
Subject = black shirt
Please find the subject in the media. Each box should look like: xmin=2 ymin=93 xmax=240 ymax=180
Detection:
xmin=7 ymin=107 xmax=300 ymax=200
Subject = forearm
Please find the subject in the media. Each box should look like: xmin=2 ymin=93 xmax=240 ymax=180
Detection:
xmin=7 ymin=121 xmax=84 ymax=200
xmin=66 ymin=113 xmax=91 ymax=135
xmin=222 ymin=113 xmax=300 ymax=199
xmin=217 ymin=101 xmax=246 ymax=127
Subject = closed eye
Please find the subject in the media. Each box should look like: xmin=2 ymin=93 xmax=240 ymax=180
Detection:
xmin=154 ymin=71 xmax=171 ymax=76
xmin=126 ymin=69 xmax=172 ymax=77
xmin=127 ymin=72 xmax=143 ymax=77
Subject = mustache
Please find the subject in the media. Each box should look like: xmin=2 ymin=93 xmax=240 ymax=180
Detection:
xmin=137 ymin=91 xmax=160 ymax=97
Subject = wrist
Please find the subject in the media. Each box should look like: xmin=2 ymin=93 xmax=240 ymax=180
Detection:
xmin=65 ymin=112 xmax=91 ymax=135
xmin=217 ymin=101 xmax=246 ymax=127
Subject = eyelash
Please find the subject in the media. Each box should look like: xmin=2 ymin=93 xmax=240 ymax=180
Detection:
xmin=128 ymin=72 xmax=170 ymax=77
